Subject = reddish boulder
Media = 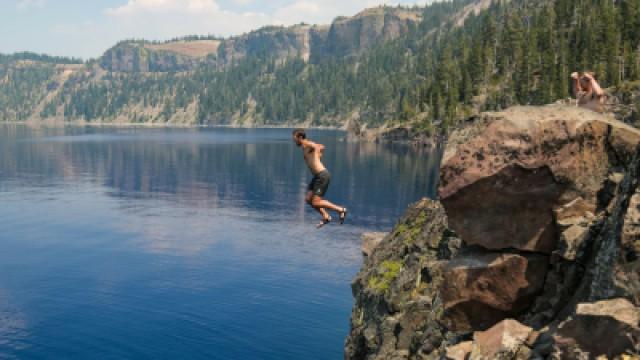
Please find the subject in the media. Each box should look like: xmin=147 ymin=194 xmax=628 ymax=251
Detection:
xmin=439 ymin=105 xmax=640 ymax=253
xmin=470 ymin=319 xmax=533 ymax=360
xmin=445 ymin=341 xmax=472 ymax=360
xmin=440 ymin=253 xmax=548 ymax=331
xmin=441 ymin=165 xmax=565 ymax=253
xmin=552 ymin=298 xmax=640 ymax=359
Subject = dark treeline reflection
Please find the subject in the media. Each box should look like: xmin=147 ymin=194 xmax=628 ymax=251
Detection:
xmin=0 ymin=125 xmax=441 ymax=229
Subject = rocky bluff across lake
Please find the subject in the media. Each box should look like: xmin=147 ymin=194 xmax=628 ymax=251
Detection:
xmin=346 ymin=105 xmax=640 ymax=360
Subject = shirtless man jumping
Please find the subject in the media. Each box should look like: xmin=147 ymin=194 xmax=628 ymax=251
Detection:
xmin=293 ymin=129 xmax=347 ymax=228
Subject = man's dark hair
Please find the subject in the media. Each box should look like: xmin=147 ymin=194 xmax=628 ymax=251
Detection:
xmin=293 ymin=128 xmax=306 ymax=140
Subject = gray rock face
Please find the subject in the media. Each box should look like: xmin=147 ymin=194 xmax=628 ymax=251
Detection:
xmin=586 ymin=138 xmax=640 ymax=303
xmin=345 ymin=106 xmax=640 ymax=360
xmin=100 ymin=42 xmax=205 ymax=73
xmin=608 ymin=82 xmax=640 ymax=128
xmin=318 ymin=7 xmax=421 ymax=61
xmin=623 ymin=190 xmax=640 ymax=261
xmin=361 ymin=232 xmax=387 ymax=257
xmin=345 ymin=199 xmax=455 ymax=359
xmin=217 ymin=25 xmax=314 ymax=67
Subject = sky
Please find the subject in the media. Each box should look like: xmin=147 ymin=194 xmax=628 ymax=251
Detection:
xmin=1 ymin=0 xmax=428 ymax=59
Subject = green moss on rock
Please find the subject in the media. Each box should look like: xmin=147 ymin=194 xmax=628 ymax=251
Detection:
xmin=396 ymin=210 xmax=429 ymax=246
xmin=367 ymin=260 xmax=402 ymax=294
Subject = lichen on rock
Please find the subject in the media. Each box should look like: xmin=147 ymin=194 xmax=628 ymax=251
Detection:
xmin=345 ymin=199 xmax=459 ymax=359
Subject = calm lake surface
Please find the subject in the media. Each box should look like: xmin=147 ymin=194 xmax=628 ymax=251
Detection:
xmin=0 ymin=125 xmax=441 ymax=359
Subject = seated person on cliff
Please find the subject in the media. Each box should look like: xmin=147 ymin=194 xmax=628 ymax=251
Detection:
xmin=571 ymin=71 xmax=605 ymax=113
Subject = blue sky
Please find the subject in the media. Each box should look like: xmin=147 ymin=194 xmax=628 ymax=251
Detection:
xmin=1 ymin=0 xmax=428 ymax=59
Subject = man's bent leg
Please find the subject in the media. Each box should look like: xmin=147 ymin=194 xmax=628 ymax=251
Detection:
xmin=311 ymin=196 xmax=344 ymax=214
xmin=308 ymin=192 xmax=330 ymax=220
xmin=314 ymin=206 xmax=330 ymax=220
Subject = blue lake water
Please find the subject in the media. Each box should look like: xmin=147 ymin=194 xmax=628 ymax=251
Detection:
xmin=0 ymin=125 xmax=441 ymax=359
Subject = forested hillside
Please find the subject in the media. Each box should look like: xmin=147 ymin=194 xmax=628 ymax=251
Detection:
xmin=408 ymin=0 xmax=640 ymax=130
xmin=1 ymin=0 xmax=639 ymax=130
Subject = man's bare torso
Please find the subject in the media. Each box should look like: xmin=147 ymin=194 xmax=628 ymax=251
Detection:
xmin=302 ymin=141 xmax=327 ymax=175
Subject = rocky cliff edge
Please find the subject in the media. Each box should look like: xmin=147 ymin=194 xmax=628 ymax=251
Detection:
xmin=345 ymin=105 xmax=640 ymax=360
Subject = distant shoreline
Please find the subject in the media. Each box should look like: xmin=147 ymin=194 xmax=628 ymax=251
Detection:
xmin=0 ymin=121 xmax=444 ymax=145
xmin=0 ymin=120 xmax=344 ymax=131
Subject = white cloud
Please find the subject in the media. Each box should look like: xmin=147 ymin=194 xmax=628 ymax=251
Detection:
xmin=273 ymin=0 xmax=428 ymax=27
xmin=273 ymin=1 xmax=322 ymax=24
xmin=16 ymin=0 xmax=46 ymax=10
xmin=104 ymin=0 xmax=273 ymax=39
xmin=105 ymin=0 xmax=220 ymax=16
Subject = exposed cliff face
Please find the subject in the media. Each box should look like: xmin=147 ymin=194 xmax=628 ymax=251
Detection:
xmin=220 ymin=6 xmax=421 ymax=66
xmin=100 ymin=41 xmax=219 ymax=73
xmin=216 ymin=25 xmax=314 ymax=67
xmin=346 ymin=105 xmax=640 ymax=359
xmin=315 ymin=7 xmax=421 ymax=61
xmin=99 ymin=6 xmax=422 ymax=73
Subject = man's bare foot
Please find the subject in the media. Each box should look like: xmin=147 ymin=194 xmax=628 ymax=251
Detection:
xmin=317 ymin=216 xmax=332 ymax=229
xmin=339 ymin=208 xmax=348 ymax=225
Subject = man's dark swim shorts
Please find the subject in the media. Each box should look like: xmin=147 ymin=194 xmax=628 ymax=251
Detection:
xmin=308 ymin=170 xmax=330 ymax=197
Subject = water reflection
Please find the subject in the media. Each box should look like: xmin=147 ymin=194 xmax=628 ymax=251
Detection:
xmin=0 ymin=125 xmax=440 ymax=229
xmin=0 ymin=124 xmax=441 ymax=359
xmin=0 ymin=289 xmax=29 ymax=358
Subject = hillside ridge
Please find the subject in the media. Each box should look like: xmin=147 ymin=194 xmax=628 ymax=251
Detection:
xmin=1 ymin=0 xmax=639 ymax=130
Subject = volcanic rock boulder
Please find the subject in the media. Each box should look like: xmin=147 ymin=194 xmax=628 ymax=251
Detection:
xmin=445 ymin=341 xmax=472 ymax=360
xmin=440 ymin=253 xmax=548 ymax=331
xmin=552 ymin=298 xmax=640 ymax=358
xmin=441 ymin=165 xmax=565 ymax=253
xmin=439 ymin=105 xmax=640 ymax=253
xmin=469 ymin=319 xmax=534 ymax=360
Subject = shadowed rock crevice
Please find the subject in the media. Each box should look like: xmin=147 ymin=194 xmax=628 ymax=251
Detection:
xmin=586 ymin=145 xmax=640 ymax=302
